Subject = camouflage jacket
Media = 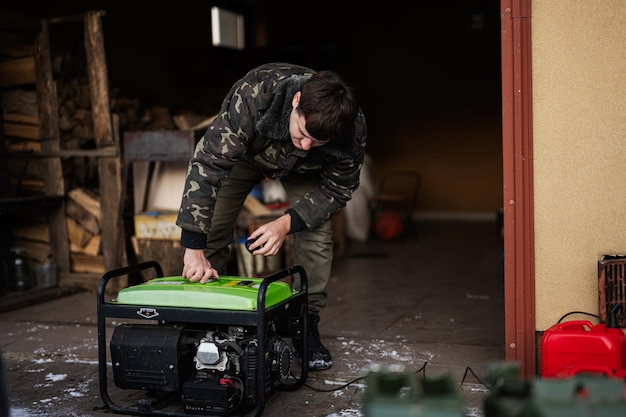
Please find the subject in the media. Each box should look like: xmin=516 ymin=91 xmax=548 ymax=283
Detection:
xmin=177 ymin=62 xmax=367 ymax=237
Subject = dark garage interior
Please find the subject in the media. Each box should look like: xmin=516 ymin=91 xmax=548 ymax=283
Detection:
xmin=0 ymin=2 xmax=506 ymax=417
xmin=2 ymin=0 xmax=503 ymax=204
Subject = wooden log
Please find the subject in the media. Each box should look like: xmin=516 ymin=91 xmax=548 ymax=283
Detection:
xmin=68 ymin=188 xmax=101 ymax=220
xmin=65 ymin=197 xmax=100 ymax=235
xmin=70 ymin=123 xmax=93 ymax=139
xmin=74 ymin=84 xmax=90 ymax=109
xmin=81 ymin=235 xmax=100 ymax=256
xmin=58 ymin=111 xmax=77 ymax=131
xmin=2 ymin=89 xmax=38 ymax=116
xmin=66 ymin=216 xmax=94 ymax=248
xmin=70 ymin=234 xmax=100 ymax=256
xmin=12 ymin=224 xmax=49 ymax=242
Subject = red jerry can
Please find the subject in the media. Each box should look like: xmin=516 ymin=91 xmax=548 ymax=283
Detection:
xmin=541 ymin=320 xmax=626 ymax=378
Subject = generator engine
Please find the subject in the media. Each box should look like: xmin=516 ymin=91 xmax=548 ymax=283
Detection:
xmin=98 ymin=262 xmax=308 ymax=417
xmin=111 ymin=322 xmax=295 ymax=416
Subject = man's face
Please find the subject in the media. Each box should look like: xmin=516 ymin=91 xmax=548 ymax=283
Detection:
xmin=289 ymin=92 xmax=328 ymax=151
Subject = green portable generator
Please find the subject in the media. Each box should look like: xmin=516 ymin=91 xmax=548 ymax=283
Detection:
xmin=97 ymin=261 xmax=309 ymax=417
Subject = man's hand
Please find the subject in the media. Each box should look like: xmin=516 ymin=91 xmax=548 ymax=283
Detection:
xmin=182 ymin=248 xmax=219 ymax=283
xmin=247 ymin=214 xmax=291 ymax=256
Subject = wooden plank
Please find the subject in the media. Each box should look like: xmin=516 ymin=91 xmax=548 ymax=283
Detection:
xmin=3 ymin=113 xmax=39 ymax=124
xmin=84 ymin=11 xmax=125 ymax=273
xmin=14 ymin=178 xmax=44 ymax=189
xmin=0 ymin=56 xmax=36 ymax=87
xmin=35 ymin=18 xmax=70 ymax=274
xmin=3 ymin=121 xmax=40 ymax=139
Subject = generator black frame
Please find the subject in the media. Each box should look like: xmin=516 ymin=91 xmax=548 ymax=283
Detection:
xmin=97 ymin=261 xmax=309 ymax=417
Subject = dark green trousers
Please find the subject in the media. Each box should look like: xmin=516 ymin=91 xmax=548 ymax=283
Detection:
xmin=205 ymin=158 xmax=334 ymax=315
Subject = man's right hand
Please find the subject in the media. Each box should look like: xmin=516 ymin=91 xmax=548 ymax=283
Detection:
xmin=182 ymin=248 xmax=219 ymax=283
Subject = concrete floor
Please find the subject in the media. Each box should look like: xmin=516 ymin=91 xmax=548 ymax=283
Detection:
xmin=0 ymin=219 xmax=505 ymax=417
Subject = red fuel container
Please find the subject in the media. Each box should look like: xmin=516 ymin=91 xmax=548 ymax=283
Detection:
xmin=541 ymin=320 xmax=626 ymax=378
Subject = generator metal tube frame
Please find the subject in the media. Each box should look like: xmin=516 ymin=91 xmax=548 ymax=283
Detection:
xmin=96 ymin=260 xmax=309 ymax=417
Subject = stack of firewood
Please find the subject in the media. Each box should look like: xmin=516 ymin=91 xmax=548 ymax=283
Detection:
xmin=65 ymin=188 xmax=104 ymax=273
xmin=12 ymin=187 xmax=105 ymax=274
xmin=3 ymin=39 xmax=214 ymax=283
xmin=2 ymin=54 xmax=143 ymax=277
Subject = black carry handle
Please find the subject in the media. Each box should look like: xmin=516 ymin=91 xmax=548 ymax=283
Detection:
xmin=97 ymin=261 xmax=308 ymax=417
xmin=258 ymin=264 xmax=307 ymax=304
xmin=97 ymin=260 xmax=163 ymax=304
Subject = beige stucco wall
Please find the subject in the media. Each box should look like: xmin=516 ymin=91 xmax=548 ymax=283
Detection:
xmin=532 ymin=1 xmax=626 ymax=330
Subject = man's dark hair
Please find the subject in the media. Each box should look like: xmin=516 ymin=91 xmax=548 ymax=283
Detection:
xmin=298 ymin=70 xmax=359 ymax=142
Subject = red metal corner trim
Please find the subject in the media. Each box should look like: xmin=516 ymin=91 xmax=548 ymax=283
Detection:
xmin=500 ymin=0 xmax=536 ymax=378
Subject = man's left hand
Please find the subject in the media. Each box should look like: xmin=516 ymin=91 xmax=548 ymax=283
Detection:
xmin=247 ymin=214 xmax=291 ymax=255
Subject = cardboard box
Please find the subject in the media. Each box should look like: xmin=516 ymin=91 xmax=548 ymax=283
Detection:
xmin=134 ymin=212 xmax=181 ymax=241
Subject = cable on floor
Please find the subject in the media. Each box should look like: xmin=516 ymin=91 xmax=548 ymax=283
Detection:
xmin=299 ymin=361 xmax=431 ymax=393
xmin=459 ymin=366 xmax=491 ymax=390
xmin=302 ymin=375 xmax=366 ymax=392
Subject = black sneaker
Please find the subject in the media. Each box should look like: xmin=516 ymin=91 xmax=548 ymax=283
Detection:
xmin=304 ymin=314 xmax=333 ymax=371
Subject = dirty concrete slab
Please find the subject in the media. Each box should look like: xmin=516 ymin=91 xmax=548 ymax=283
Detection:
xmin=2 ymin=302 xmax=495 ymax=417
xmin=1 ymin=220 xmax=505 ymax=416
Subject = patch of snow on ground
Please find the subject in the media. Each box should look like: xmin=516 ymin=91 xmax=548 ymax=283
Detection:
xmin=45 ymin=373 xmax=67 ymax=382
xmin=326 ymin=408 xmax=362 ymax=417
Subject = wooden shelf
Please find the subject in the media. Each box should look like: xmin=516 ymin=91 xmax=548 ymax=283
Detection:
xmin=0 ymin=195 xmax=63 ymax=214
xmin=1 ymin=10 xmax=126 ymax=297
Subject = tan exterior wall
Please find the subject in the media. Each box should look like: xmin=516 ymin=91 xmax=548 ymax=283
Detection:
xmin=532 ymin=1 xmax=626 ymax=329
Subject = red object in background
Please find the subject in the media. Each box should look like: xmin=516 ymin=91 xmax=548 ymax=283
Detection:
xmin=374 ymin=210 xmax=405 ymax=241
xmin=264 ymin=202 xmax=289 ymax=210
xmin=541 ymin=320 xmax=626 ymax=378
